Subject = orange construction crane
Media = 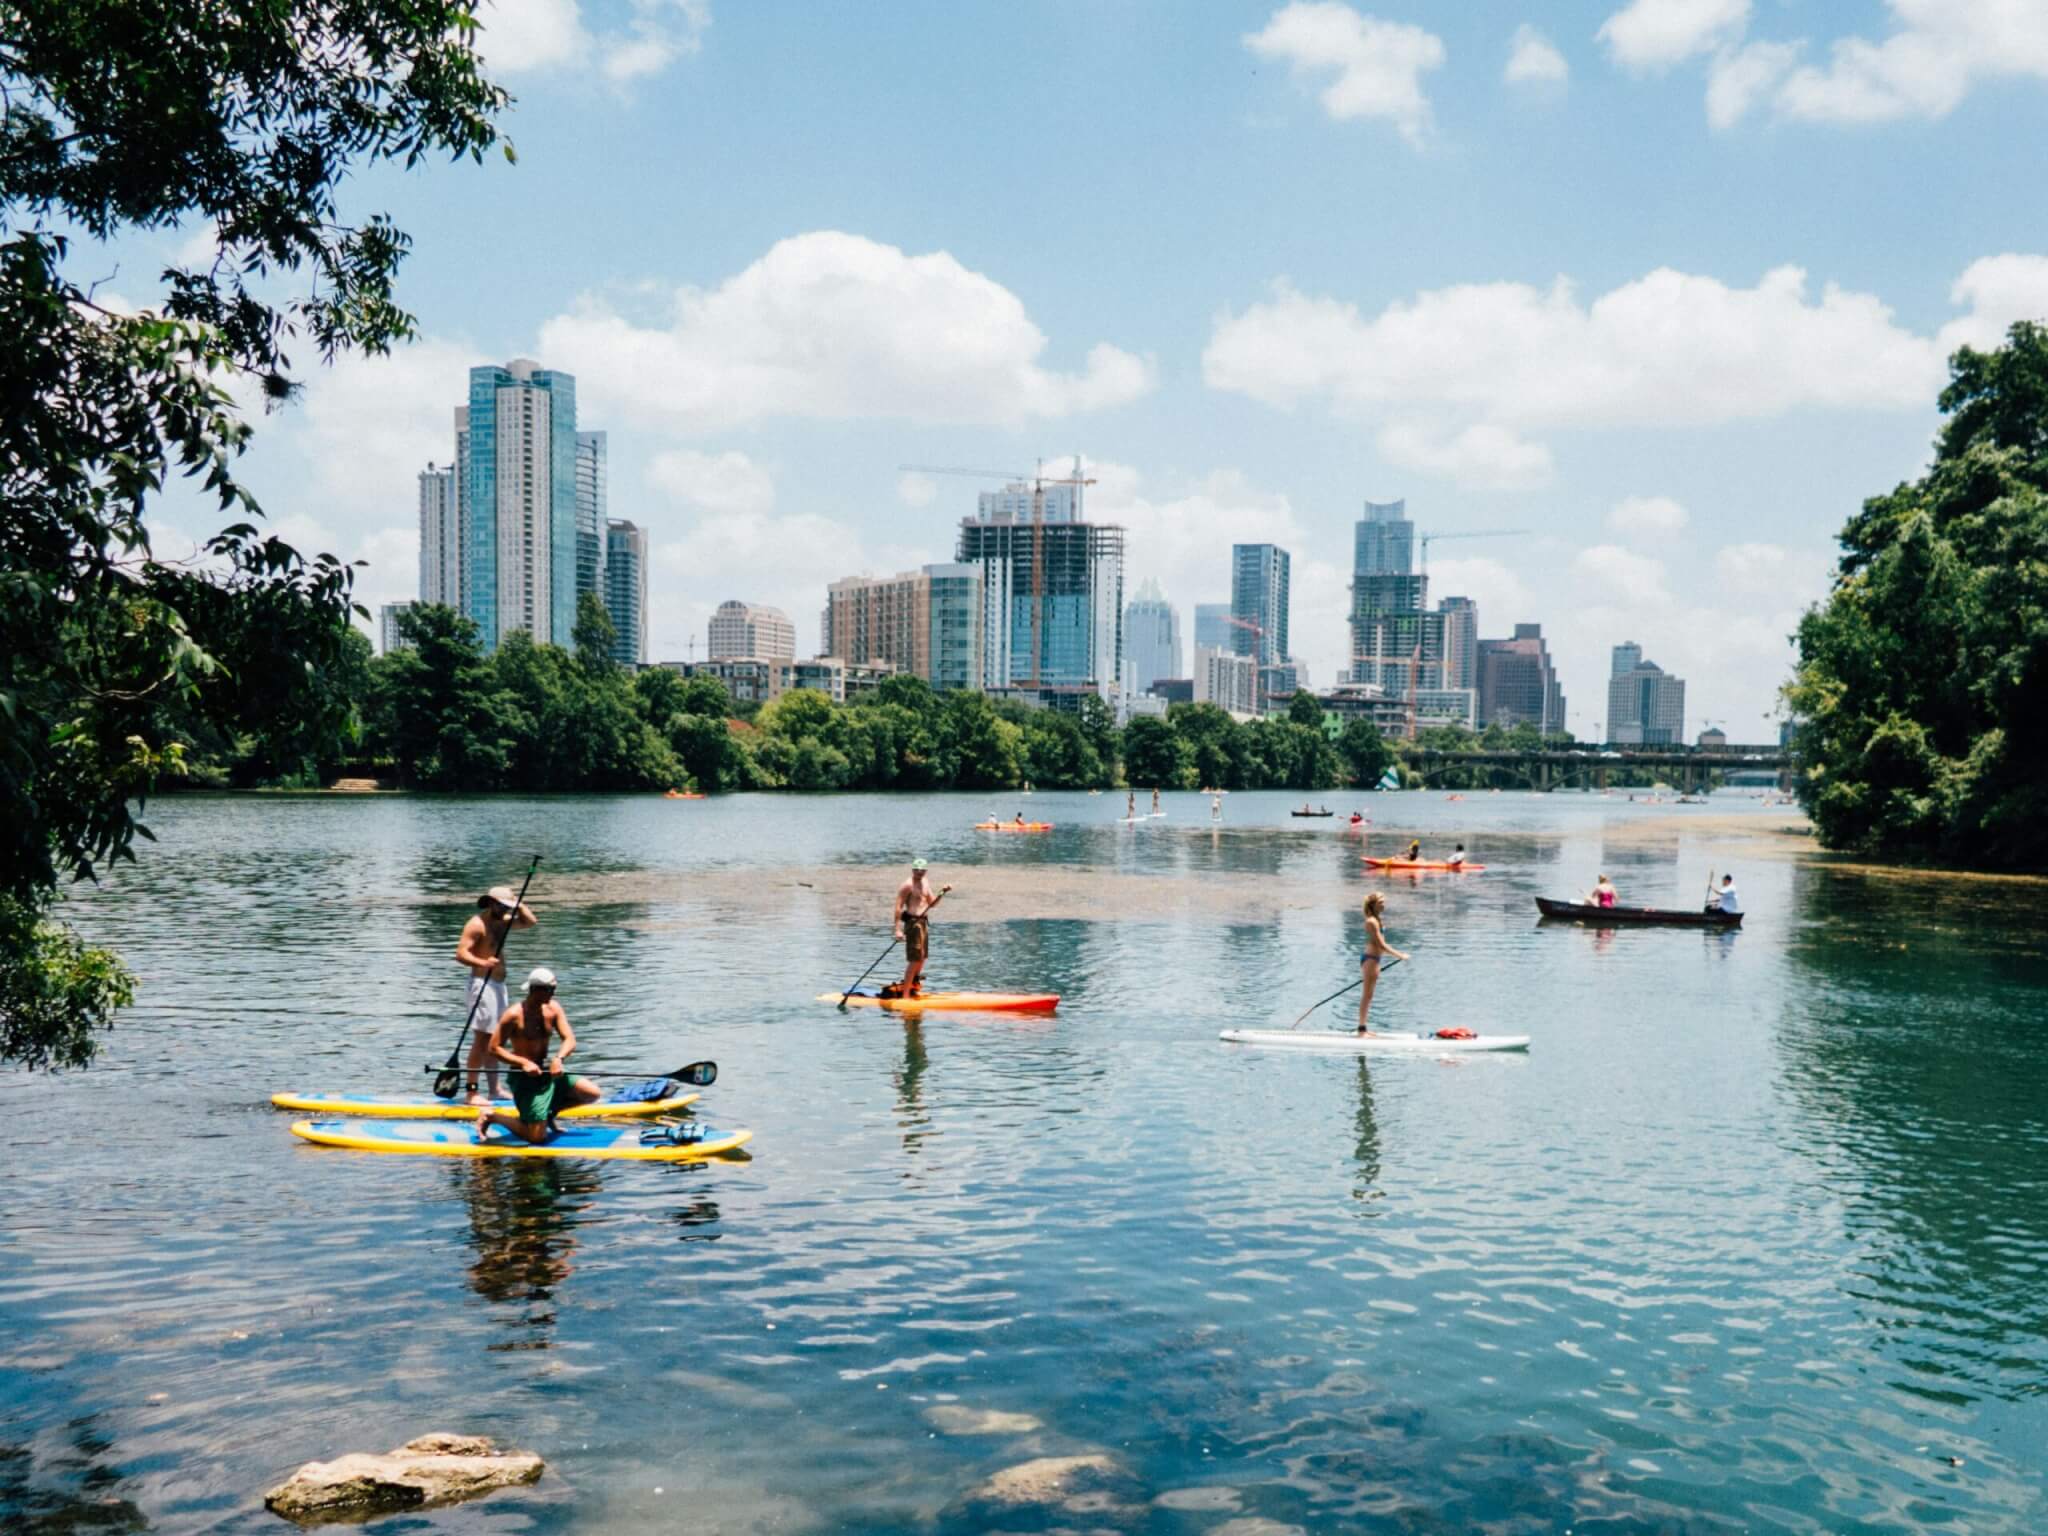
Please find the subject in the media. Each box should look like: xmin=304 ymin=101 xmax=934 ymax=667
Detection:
xmin=899 ymin=458 xmax=1096 ymax=686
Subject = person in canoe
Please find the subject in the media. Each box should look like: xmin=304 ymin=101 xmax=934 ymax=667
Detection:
xmin=456 ymin=883 xmax=538 ymax=1107
xmin=475 ymin=968 xmax=600 ymax=1144
xmin=1593 ymin=874 xmax=1619 ymax=908
xmin=1357 ymin=892 xmax=1410 ymax=1035
xmin=884 ymin=857 xmax=952 ymax=999
xmin=1446 ymin=843 xmax=1467 ymax=868
xmin=1709 ymin=874 xmax=1740 ymax=915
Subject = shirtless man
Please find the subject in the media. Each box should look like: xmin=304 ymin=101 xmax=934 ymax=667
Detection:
xmin=887 ymin=858 xmax=952 ymax=998
xmin=456 ymin=884 xmax=537 ymax=1106
xmin=475 ymin=968 xmax=600 ymax=1143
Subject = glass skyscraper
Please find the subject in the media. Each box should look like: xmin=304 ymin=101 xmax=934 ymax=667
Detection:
xmin=462 ymin=359 xmax=579 ymax=648
xmin=958 ymin=481 xmax=1123 ymax=700
xmin=1230 ymin=543 xmax=1290 ymax=666
xmin=1123 ymin=579 xmax=1182 ymax=690
xmin=576 ymin=430 xmax=608 ymax=614
xmin=604 ymin=518 xmax=647 ymax=668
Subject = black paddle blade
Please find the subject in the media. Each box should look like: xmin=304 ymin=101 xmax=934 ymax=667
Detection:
xmin=430 ymin=1057 xmax=462 ymax=1099
xmin=674 ymin=1061 xmax=716 ymax=1087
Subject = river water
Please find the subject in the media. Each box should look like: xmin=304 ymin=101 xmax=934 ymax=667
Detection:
xmin=5 ymin=790 xmax=2046 ymax=1534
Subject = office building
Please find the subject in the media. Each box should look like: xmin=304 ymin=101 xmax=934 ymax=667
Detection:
xmin=1607 ymin=646 xmax=1685 ymax=744
xmin=1194 ymin=645 xmax=1259 ymax=717
xmin=379 ymin=601 xmax=416 ymax=656
xmin=459 ymin=358 xmax=579 ymax=647
xmin=1124 ymin=579 xmax=1182 ymax=693
xmin=957 ymin=481 xmax=1124 ymax=704
xmin=1230 ymin=544 xmax=1290 ymax=666
xmin=1439 ymin=596 xmax=1478 ymax=692
xmin=821 ymin=563 xmax=984 ymax=692
xmin=661 ymin=656 xmax=782 ymax=707
xmin=576 ymin=431 xmax=608 ymax=611
xmin=1351 ymin=499 xmax=1427 ymax=622
xmin=707 ymin=601 xmax=796 ymax=663
xmin=1477 ymin=623 xmax=1567 ymax=732
xmin=1193 ymin=602 xmax=1233 ymax=652
xmin=417 ymin=465 xmax=459 ymax=608
xmin=603 ymin=519 xmax=647 ymax=668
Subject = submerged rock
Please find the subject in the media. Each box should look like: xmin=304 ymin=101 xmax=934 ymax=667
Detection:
xmin=924 ymin=1404 xmax=1043 ymax=1436
xmin=264 ymin=1433 xmax=542 ymax=1524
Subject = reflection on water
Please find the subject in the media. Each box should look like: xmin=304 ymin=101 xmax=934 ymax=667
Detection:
xmin=3 ymin=790 xmax=2044 ymax=1533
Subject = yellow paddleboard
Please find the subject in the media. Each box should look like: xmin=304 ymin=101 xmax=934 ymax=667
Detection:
xmin=291 ymin=1118 xmax=752 ymax=1162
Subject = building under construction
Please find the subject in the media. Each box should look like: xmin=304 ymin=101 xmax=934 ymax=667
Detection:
xmin=956 ymin=481 xmax=1124 ymax=707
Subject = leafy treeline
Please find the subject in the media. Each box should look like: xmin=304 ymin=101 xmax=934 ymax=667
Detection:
xmin=1787 ymin=322 xmax=2048 ymax=868
xmin=1 ymin=0 xmax=508 ymax=1067
xmin=342 ymin=603 xmax=1392 ymax=794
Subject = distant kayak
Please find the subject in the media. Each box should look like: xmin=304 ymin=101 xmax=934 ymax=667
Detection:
xmin=822 ymin=990 xmax=1059 ymax=1014
xmin=663 ymin=790 xmax=705 ymax=799
xmin=269 ymin=1088 xmax=699 ymax=1121
xmin=976 ymin=822 xmax=1053 ymax=832
xmin=1536 ymin=897 xmax=1741 ymax=928
xmin=291 ymin=1118 xmax=752 ymax=1161
xmin=1290 ymin=809 xmax=1334 ymax=818
xmin=1362 ymin=857 xmax=1487 ymax=872
xmin=1220 ymin=1029 xmax=1529 ymax=1054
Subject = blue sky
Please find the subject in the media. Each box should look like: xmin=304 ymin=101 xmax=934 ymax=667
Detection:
xmin=136 ymin=1 xmax=2048 ymax=738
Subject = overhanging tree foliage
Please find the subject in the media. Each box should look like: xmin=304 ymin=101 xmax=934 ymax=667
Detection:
xmin=1 ymin=1 xmax=510 ymax=1066
xmin=1787 ymin=322 xmax=2048 ymax=867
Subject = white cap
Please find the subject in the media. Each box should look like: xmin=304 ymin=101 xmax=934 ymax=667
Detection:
xmin=526 ymin=967 xmax=557 ymax=991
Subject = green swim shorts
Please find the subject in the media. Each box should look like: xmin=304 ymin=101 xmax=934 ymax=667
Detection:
xmin=510 ymin=1069 xmax=581 ymax=1127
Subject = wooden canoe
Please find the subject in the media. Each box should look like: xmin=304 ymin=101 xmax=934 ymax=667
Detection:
xmin=1535 ymin=897 xmax=1742 ymax=928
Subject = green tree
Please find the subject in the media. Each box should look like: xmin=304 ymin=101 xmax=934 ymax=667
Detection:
xmin=632 ymin=665 xmax=690 ymax=727
xmin=1169 ymin=702 xmax=1250 ymax=790
xmin=1787 ymin=323 xmax=2048 ymax=866
xmin=1287 ymin=689 xmax=1324 ymax=729
xmin=1122 ymin=713 xmax=1194 ymax=789
xmin=1339 ymin=718 xmax=1393 ymax=787
xmin=572 ymin=591 xmax=619 ymax=676
xmin=938 ymin=692 xmax=1024 ymax=790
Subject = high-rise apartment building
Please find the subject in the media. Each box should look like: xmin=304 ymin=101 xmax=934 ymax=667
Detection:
xmin=1193 ymin=645 xmax=1259 ymax=716
xmin=1193 ymin=603 xmax=1233 ymax=652
xmin=1439 ymin=597 xmax=1478 ymax=692
xmin=379 ymin=601 xmax=416 ymax=656
xmin=576 ymin=432 xmax=608 ymax=612
xmin=417 ymin=465 xmax=459 ymax=608
xmin=1123 ymin=580 xmax=1182 ymax=692
xmin=822 ymin=564 xmax=984 ymax=692
xmin=1349 ymin=498 xmax=1441 ymax=689
xmin=461 ymin=359 xmax=579 ymax=648
xmin=708 ymin=601 xmax=796 ymax=662
xmin=1477 ymin=623 xmax=1567 ymax=732
xmin=1607 ymin=645 xmax=1685 ymax=744
xmin=603 ymin=519 xmax=647 ymax=668
xmin=1230 ymin=544 xmax=1290 ymax=666
xmin=957 ymin=481 xmax=1123 ymax=702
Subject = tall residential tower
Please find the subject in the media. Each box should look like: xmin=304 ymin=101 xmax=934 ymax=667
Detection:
xmin=461 ymin=359 xmax=579 ymax=647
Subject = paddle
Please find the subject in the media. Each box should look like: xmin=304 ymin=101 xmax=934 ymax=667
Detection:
xmin=426 ymin=1059 xmax=717 ymax=1087
xmin=837 ymin=938 xmax=899 ymax=1010
xmin=1704 ymin=867 xmax=1716 ymax=914
xmin=430 ymin=855 xmax=540 ymax=1100
xmin=1288 ymin=956 xmax=1402 ymax=1028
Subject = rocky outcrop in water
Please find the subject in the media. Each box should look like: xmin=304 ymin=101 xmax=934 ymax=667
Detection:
xmin=264 ymin=1433 xmax=542 ymax=1524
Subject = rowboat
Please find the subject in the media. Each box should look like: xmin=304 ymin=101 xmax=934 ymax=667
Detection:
xmin=1535 ymin=896 xmax=1742 ymax=928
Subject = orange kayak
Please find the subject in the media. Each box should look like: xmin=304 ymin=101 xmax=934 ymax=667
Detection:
xmin=1363 ymin=857 xmax=1487 ymax=872
xmin=664 ymin=790 xmax=705 ymax=799
xmin=819 ymin=990 xmax=1060 ymax=1013
xmin=975 ymin=822 xmax=1053 ymax=832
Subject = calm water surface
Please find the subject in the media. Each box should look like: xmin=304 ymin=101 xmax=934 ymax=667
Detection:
xmin=4 ymin=790 xmax=2047 ymax=1534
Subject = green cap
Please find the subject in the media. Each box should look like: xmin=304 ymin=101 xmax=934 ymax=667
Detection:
xmin=911 ymin=857 xmax=928 ymax=871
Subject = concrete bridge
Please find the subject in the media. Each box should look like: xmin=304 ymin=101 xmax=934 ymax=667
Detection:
xmin=1402 ymin=744 xmax=1791 ymax=792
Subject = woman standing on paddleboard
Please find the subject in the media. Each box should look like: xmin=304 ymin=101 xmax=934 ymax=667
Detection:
xmin=1357 ymin=892 xmax=1409 ymax=1036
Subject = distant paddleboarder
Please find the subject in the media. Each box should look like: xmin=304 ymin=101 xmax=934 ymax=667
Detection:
xmin=1151 ymin=786 xmax=1162 ymax=816
xmin=1357 ymin=892 xmax=1410 ymax=1036
xmin=886 ymin=858 xmax=952 ymax=999
xmin=456 ymin=883 xmax=537 ymax=1107
xmin=475 ymin=968 xmax=600 ymax=1144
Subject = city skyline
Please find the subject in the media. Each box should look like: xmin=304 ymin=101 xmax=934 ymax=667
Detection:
xmin=123 ymin=5 xmax=2048 ymax=737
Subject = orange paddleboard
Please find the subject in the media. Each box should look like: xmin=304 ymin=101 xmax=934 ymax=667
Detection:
xmin=820 ymin=991 xmax=1060 ymax=1013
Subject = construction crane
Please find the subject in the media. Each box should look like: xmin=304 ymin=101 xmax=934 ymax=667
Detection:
xmin=897 ymin=458 xmax=1097 ymax=687
xmin=1419 ymin=528 xmax=1530 ymax=578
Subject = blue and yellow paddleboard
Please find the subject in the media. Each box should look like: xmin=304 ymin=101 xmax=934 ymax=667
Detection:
xmin=290 ymin=1118 xmax=753 ymax=1162
xmin=269 ymin=1089 xmax=698 ymax=1121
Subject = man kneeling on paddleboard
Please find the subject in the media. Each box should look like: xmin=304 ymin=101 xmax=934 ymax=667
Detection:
xmin=475 ymin=968 xmax=601 ymax=1143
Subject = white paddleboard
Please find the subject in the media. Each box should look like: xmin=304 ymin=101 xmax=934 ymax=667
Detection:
xmin=1220 ymin=1029 xmax=1529 ymax=1054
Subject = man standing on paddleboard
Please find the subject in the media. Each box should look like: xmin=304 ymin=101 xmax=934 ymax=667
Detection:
xmin=475 ymin=968 xmax=600 ymax=1143
xmin=886 ymin=858 xmax=951 ymax=999
xmin=456 ymin=884 xmax=537 ymax=1107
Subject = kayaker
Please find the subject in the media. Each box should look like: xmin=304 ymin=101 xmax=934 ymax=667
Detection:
xmin=1594 ymin=874 xmax=1618 ymax=908
xmin=475 ymin=968 xmax=599 ymax=1144
xmin=1710 ymin=874 xmax=1740 ymax=914
xmin=1357 ymin=891 xmax=1410 ymax=1035
xmin=1405 ymin=838 xmax=1422 ymax=863
xmin=455 ymin=884 xmax=537 ymax=1107
xmin=1447 ymin=843 xmax=1467 ymax=868
xmin=887 ymin=858 xmax=952 ymax=999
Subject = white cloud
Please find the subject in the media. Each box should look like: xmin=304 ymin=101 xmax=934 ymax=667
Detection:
xmin=539 ymin=231 xmax=1152 ymax=435
xmin=1244 ymin=3 xmax=1447 ymax=145
xmin=1775 ymin=0 xmax=2048 ymax=124
xmin=1606 ymin=495 xmax=1689 ymax=538
xmin=1705 ymin=40 xmax=1800 ymax=128
xmin=1204 ymin=262 xmax=1961 ymax=482
xmin=475 ymin=0 xmax=709 ymax=82
xmin=288 ymin=336 xmax=476 ymax=524
xmin=1937 ymin=254 xmax=2048 ymax=353
xmin=647 ymin=448 xmax=775 ymax=517
xmin=1505 ymin=25 xmax=1569 ymax=87
xmin=1575 ymin=544 xmax=1671 ymax=604
xmin=1428 ymin=555 xmax=1534 ymax=633
xmin=1597 ymin=0 xmax=1749 ymax=72
xmin=1377 ymin=419 xmax=1553 ymax=490
xmin=896 ymin=472 xmax=938 ymax=509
